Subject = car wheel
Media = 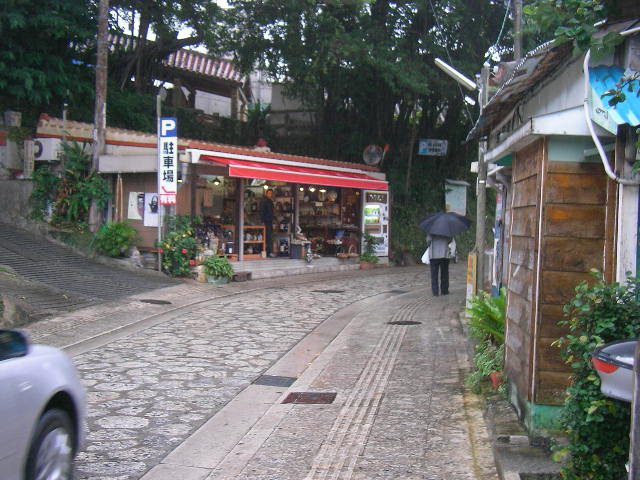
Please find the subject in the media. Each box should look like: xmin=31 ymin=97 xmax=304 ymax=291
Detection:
xmin=25 ymin=408 xmax=75 ymax=480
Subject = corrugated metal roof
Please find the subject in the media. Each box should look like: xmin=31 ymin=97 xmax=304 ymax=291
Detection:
xmin=589 ymin=65 xmax=640 ymax=128
xmin=467 ymin=19 xmax=640 ymax=141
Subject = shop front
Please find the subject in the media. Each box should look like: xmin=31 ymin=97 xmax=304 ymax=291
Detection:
xmin=34 ymin=115 xmax=389 ymax=268
xmin=185 ymin=147 xmax=389 ymax=263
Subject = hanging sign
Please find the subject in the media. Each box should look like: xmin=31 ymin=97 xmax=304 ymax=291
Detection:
xmin=158 ymin=117 xmax=177 ymax=205
xmin=418 ymin=139 xmax=448 ymax=156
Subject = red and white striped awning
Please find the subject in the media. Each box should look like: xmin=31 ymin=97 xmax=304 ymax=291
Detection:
xmin=201 ymin=155 xmax=388 ymax=191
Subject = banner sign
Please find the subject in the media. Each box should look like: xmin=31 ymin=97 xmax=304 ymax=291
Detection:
xmin=158 ymin=117 xmax=177 ymax=205
xmin=418 ymin=139 xmax=448 ymax=156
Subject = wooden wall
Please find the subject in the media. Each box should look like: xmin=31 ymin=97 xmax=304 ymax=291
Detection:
xmin=534 ymin=160 xmax=615 ymax=404
xmin=505 ymin=139 xmax=544 ymax=402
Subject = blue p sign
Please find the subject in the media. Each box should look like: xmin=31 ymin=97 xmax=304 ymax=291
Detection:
xmin=160 ymin=118 xmax=177 ymax=137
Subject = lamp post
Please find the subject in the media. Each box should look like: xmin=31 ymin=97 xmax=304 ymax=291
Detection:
xmin=434 ymin=58 xmax=486 ymax=294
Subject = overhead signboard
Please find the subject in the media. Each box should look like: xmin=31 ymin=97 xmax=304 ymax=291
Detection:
xmin=158 ymin=117 xmax=177 ymax=205
xmin=418 ymin=139 xmax=448 ymax=156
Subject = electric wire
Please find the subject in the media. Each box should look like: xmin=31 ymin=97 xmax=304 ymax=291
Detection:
xmin=426 ymin=0 xmax=473 ymax=124
xmin=492 ymin=0 xmax=512 ymax=57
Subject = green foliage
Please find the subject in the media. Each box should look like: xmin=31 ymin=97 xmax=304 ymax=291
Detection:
xmin=53 ymin=142 xmax=110 ymax=225
xmin=29 ymin=166 xmax=59 ymax=220
xmin=465 ymin=287 xmax=506 ymax=394
xmin=554 ymin=271 xmax=640 ymax=480
xmin=0 ymin=0 xmax=95 ymax=105
xmin=466 ymin=288 xmax=506 ymax=345
xmin=158 ymin=215 xmax=199 ymax=277
xmin=203 ymin=255 xmax=234 ymax=279
xmin=93 ymin=221 xmax=140 ymax=257
xmin=360 ymin=232 xmax=379 ymax=264
xmin=523 ymin=0 xmax=622 ymax=57
xmin=466 ymin=342 xmax=505 ymax=395
xmin=28 ymin=141 xmax=110 ymax=225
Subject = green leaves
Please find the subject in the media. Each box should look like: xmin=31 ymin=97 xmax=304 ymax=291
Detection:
xmin=557 ymin=272 xmax=640 ymax=480
xmin=465 ymin=287 xmax=506 ymax=345
xmin=93 ymin=221 xmax=141 ymax=257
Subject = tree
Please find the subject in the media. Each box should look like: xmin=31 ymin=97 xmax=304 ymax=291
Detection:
xmin=224 ymin=0 xmax=506 ymax=257
xmin=0 ymin=0 xmax=96 ymax=106
xmin=109 ymin=0 xmax=228 ymax=92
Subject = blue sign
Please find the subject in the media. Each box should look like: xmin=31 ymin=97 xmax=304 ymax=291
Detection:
xmin=160 ymin=117 xmax=177 ymax=137
xmin=418 ymin=139 xmax=448 ymax=156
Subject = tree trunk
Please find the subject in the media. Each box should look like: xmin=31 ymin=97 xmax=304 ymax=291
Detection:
xmin=90 ymin=0 xmax=109 ymax=232
xmin=134 ymin=12 xmax=151 ymax=93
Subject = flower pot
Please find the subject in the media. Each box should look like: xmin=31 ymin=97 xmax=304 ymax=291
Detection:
xmin=207 ymin=275 xmax=230 ymax=285
xmin=489 ymin=371 xmax=503 ymax=389
xmin=359 ymin=261 xmax=374 ymax=270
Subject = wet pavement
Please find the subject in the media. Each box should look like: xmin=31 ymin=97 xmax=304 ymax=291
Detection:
xmin=24 ymin=263 xmax=497 ymax=480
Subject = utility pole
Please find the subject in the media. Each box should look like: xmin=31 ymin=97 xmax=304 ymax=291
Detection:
xmin=475 ymin=64 xmax=490 ymax=293
xmin=513 ymin=0 xmax=523 ymax=61
xmin=90 ymin=0 xmax=110 ymax=231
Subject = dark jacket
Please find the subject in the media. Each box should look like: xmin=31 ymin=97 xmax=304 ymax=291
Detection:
xmin=259 ymin=196 xmax=274 ymax=223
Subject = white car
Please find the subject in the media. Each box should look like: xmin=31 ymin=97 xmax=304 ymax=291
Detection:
xmin=0 ymin=329 xmax=86 ymax=480
xmin=591 ymin=339 xmax=636 ymax=403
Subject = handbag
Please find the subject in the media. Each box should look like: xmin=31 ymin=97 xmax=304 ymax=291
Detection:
xmin=421 ymin=246 xmax=430 ymax=264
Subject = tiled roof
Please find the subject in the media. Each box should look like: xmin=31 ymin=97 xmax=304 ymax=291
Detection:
xmin=108 ymin=34 xmax=243 ymax=84
xmin=35 ymin=115 xmax=381 ymax=173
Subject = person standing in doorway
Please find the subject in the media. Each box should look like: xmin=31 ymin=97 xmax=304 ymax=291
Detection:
xmin=427 ymin=234 xmax=451 ymax=296
xmin=260 ymin=188 xmax=275 ymax=257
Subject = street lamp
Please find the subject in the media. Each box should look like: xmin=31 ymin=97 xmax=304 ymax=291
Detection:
xmin=434 ymin=58 xmax=477 ymax=91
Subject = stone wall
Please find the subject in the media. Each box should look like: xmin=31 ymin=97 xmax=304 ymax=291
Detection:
xmin=0 ymin=179 xmax=33 ymax=227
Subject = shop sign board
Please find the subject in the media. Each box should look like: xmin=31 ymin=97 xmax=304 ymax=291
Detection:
xmin=158 ymin=117 xmax=177 ymax=205
xmin=418 ymin=139 xmax=448 ymax=156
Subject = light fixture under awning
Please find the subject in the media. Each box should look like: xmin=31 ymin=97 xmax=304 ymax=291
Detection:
xmin=200 ymin=155 xmax=388 ymax=191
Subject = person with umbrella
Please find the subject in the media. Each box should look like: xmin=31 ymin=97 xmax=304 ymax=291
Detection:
xmin=419 ymin=212 xmax=471 ymax=297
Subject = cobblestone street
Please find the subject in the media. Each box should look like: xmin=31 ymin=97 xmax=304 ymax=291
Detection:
xmin=24 ymin=264 xmax=497 ymax=480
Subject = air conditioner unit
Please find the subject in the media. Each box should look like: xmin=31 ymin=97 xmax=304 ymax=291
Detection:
xmin=34 ymin=138 xmax=62 ymax=161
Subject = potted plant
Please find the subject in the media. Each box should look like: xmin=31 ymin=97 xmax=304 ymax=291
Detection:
xmin=203 ymin=256 xmax=234 ymax=284
xmin=359 ymin=233 xmax=380 ymax=269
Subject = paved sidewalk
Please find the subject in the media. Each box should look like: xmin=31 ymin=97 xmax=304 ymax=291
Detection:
xmin=23 ymin=264 xmax=497 ymax=480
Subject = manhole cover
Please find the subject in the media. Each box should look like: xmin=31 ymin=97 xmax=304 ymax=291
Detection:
xmin=312 ymin=290 xmax=345 ymax=294
xmin=282 ymin=392 xmax=337 ymax=404
xmin=139 ymin=299 xmax=172 ymax=305
xmin=387 ymin=321 xmax=422 ymax=326
xmin=254 ymin=375 xmax=297 ymax=387
xmin=389 ymin=289 xmax=408 ymax=294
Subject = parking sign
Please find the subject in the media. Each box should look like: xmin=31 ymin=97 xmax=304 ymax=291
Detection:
xmin=158 ymin=118 xmax=177 ymax=205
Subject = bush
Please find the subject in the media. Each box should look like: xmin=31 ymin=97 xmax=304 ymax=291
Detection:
xmin=203 ymin=256 xmax=234 ymax=279
xmin=466 ymin=287 xmax=506 ymax=345
xmin=360 ymin=232 xmax=380 ymax=264
xmin=465 ymin=288 xmax=506 ymax=394
xmin=555 ymin=271 xmax=640 ymax=480
xmin=158 ymin=215 xmax=198 ymax=277
xmin=93 ymin=221 xmax=140 ymax=257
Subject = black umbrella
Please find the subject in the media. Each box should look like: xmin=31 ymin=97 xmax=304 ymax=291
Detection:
xmin=418 ymin=211 xmax=471 ymax=237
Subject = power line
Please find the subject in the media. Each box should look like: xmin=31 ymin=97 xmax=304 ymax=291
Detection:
xmin=426 ymin=0 xmax=473 ymax=124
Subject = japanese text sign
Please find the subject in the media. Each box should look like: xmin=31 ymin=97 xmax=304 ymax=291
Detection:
xmin=158 ymin=117 xmax=177 ymax=205
xmin=418 ymin=139 xmax=448 ymax=156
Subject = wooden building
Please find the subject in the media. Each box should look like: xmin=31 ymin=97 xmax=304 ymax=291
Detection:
xmin=471 ymin=20 xmax=640 ymax=433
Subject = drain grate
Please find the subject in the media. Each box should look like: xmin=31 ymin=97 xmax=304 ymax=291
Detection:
xmin=253 ymin=375 xmax=297 ymax=387
xmin=312 ymin=289 xmax=345 ymax=294
xmin=282 ymin=392 xmax=337 ymax=404
xmin=387 ymin=320 xmax=422 ymax=326
xmin=139 ymin=299 xmax=172 ymax=305
xmin=388 ymin=289 xmax=408 ymax=294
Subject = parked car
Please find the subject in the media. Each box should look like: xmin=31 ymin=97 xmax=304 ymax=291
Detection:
xmin=0 ymin=329 xmax=86 ymax=480
xmin=591 ymin=339 xmax=637 ymax=403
